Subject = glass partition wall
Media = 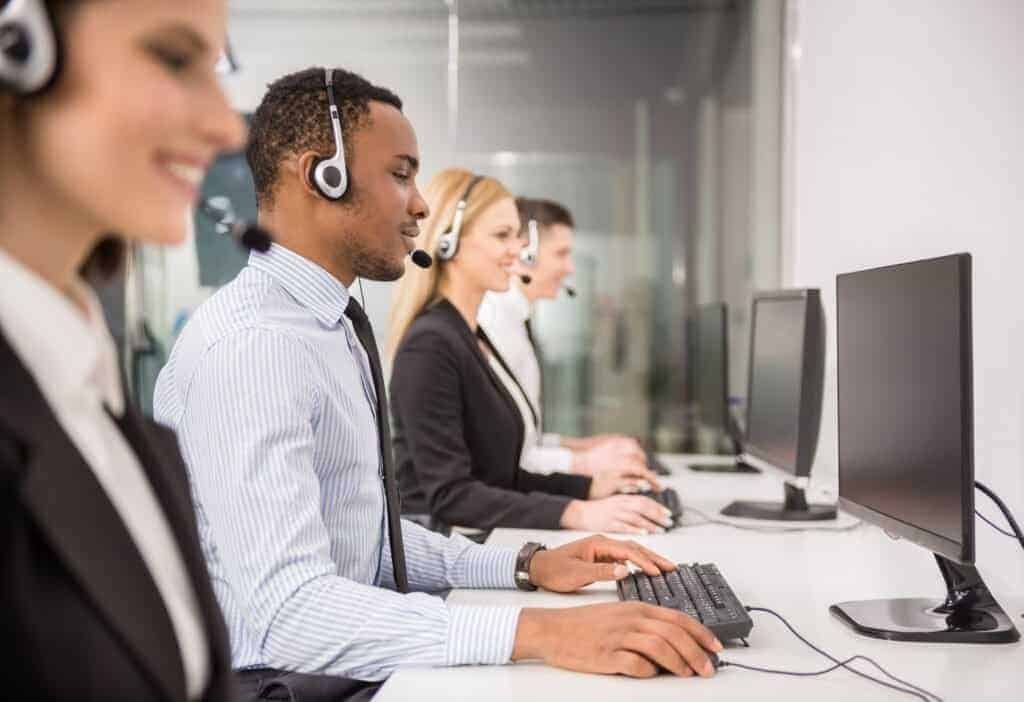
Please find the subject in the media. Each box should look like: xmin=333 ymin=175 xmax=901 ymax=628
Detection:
xmin=115 ymin=0 xmax=786 ymax=452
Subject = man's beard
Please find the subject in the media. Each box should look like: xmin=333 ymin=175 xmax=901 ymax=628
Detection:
xmin=337 ymin=229 xmax=405 ymax=282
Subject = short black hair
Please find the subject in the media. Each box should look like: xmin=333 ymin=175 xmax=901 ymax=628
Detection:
xmin=246 ymin=67 xmax=402 ymax=208
xmin=515 ymin=197 xmax=575 ymax=233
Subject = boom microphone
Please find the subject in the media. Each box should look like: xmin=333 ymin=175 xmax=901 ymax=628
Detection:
xmin=197 ymin=197 xmax=272 ymax=252
xmin=411 ymin=249 xmax=433 ymax=268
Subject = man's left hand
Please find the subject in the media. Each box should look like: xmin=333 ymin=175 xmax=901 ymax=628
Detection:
xmin=527 ymin=535 xmax=676 ymax=593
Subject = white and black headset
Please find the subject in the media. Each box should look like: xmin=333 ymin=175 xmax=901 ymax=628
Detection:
xmin=436 ymin=174 xmax=484 ymax=261
xmin=520 ymin=218 xmax=540 ymax=267
xmin=0 ymin=0 xmax=59 ymax=96
xmin=518 ymin=213 xmax=575 ymax=296
xmin=309 ymin=67 xmax=350 ymax=200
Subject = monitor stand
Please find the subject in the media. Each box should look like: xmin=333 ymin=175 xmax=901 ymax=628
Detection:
xmin=720 ymin=482 xmax=836 ymax=521
xmin=830 ymin=554 xmax=1020 ymax=643
xmin=688 ymin=457 xmax=761 ymax=474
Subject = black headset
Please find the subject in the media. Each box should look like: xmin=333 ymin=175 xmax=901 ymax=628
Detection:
xmin=0 ymin=0 xmax=59 ymax=96
xmin=436 ymin=174 xmax=484 ymax=261
xmin=309 ymin=67 xmax=350 ymax=201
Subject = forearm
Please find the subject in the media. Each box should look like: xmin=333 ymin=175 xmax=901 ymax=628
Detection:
xmin=517 ymin=469 xmax=592 ymax=501
xmin=519 ymin=444 xmax=574 ymax=476
xmin=264 ymin=574 xmax=522 ymax=680
xmin=381 ymin=520 xmax=517 ymax=592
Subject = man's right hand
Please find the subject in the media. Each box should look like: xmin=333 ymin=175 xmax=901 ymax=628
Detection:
xmin=560 ymin=495 xmax=673 ymax=534
xmin=512 ymin=603 xmax=723 ymax=678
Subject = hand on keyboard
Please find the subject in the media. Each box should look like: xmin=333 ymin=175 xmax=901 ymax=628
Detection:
xmin=528 ymin=534 xmax=677 ymax=592
xmin=587 ymin=463 xmax=663 ymax=498
xmin=512 ymin=602 xmax=723 ymax=678
xmin=561 ymin=494 xmax=675 ymax=534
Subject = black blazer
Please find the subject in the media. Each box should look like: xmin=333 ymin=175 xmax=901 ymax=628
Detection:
xmin=0 ymin=331 xmax=236 ymax=701
xmin=390 ymin=298 xmax=591 ymax=530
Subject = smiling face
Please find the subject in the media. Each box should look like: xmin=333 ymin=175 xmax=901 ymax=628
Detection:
xmin=14 ymin=0 xmax=246 ymax=246
xmin=526 ymin=222 xmax=576 ymax=300
xmin=445 ymin=196 xmax=523 ymax=294
xmin=331 ymin=101 xmax=429 ymax=282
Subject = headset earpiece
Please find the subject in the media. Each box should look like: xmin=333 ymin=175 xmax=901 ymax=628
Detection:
xmin=310 ymin=67 xmax=350 ymax=201
xmin=0 ymin=0 xmax=59 ymax=96
xmin=520 ymin=218 xmax=540 ymax=267
xmin=436 ymin=174 xmax=484 ymax=262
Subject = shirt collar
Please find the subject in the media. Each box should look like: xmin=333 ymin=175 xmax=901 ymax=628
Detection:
xmin=0 ymin=246 xmax=124 ymax=413
xmin=248 ymin=243 xmax=351 ymax=327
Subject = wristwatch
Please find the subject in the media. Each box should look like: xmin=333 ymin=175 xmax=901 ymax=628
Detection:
xmin=514 ymin=542 xmax=546 ymax=591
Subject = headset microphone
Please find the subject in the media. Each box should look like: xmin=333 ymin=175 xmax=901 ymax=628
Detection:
xmin=564 ymin=284 xmax=577 ymax=298
xmin=411 ymin=249 xmax=433 ymax=268
xmin=197 ymin=197 xmax=272 ymax=252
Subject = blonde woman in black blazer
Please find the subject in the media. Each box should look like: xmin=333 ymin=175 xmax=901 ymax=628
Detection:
xmin=0 ymin=2 xmax=246 ymax=699
xmin=389 ymin=169 xmax=674 ymax=533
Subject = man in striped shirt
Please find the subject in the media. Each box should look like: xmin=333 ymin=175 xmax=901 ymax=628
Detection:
xmin=155 ymin=67 xmax=720 ymax=700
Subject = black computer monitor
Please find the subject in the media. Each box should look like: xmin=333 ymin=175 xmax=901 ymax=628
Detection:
xmin=688 ymin=303 xmax=759 ymax=473
xmin=720 ymin=289 xmax=835 ymax=520
xmin=830 ymin=253 xmax=1018 ymax=643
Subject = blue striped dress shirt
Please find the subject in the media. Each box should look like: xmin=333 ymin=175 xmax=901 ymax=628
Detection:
xmin=153 ymin=243 xmax=522 ymax=681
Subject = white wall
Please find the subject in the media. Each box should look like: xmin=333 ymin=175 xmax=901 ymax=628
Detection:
xmin=792 ymin=0 xmax=1024 ymax=592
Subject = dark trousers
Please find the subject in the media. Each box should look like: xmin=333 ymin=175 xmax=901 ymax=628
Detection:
xmin=236 ymin=668 xmax=382 ymax=702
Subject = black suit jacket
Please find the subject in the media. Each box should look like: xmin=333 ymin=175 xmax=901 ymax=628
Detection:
xmin=0 ymin=331 xmax=236 ymax=701
xmin=390 ymin=298 xmax=591 ymax=530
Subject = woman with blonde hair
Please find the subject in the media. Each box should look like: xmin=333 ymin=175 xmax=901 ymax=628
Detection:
xmin=389 ymin=169 xmax=675 ymax=533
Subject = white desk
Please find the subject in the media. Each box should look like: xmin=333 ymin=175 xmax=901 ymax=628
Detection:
xmin=378 ymin=454 xmax=1023 ymax=702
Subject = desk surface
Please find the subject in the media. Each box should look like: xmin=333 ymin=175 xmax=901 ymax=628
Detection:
xmin=378 ymin=455 xmax=1023 ymax=702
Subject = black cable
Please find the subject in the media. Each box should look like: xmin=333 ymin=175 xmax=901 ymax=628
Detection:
xmin=358 ymin=278 xmax=367 ymax=310
xmin=974 ymin=481 xmax=1024 ymax=550
xmin=723 ymin=606 xmax=943 ymax=702
xmin=976 ymin=509 xmax=1016 ymax=538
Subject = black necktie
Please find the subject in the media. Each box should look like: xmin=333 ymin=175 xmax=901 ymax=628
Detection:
xmin=344 ymin=298 xmax=409 ymax=593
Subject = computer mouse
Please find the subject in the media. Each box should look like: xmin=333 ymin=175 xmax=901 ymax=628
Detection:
xmin=708 ymin=652 xmax=721 ymax=669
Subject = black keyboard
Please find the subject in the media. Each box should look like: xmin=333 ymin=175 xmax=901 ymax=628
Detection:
xmin=641 ymin=487 xmax=682 ymax=527
xmin=617 ymin=563 xmax=753 ymax=642
xmin=647 ymin=451 xmax=672 ymax=476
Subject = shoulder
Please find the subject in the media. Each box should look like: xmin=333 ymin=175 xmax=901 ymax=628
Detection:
xmin=400 ymin=303 xmax=464 ymax=353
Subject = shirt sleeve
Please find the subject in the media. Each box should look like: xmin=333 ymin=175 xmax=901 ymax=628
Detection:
xmin=520 ymin=443 xmax=574 ymax=475
xmin=172 ymin=329 xmax=521 ymax=681
xmin=379 ymin=519 xmax=518 ymax=592
xmin=540 ymin=433 xmax=564 ymax=448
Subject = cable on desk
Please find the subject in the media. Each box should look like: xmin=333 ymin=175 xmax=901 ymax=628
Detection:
xmin=720 ymin=606 xmax=943 ymax=702
xmin=974 ymin=481 xmax=1024 ymax=551
xmin=680 ymin=502 xmax=864 ymax=534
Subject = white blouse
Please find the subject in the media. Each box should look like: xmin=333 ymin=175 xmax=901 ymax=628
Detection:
xmin=0 ymin=247 xmax=210 ymax=699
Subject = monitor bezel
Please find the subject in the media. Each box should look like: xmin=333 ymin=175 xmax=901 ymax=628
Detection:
xmin=835 ymin=253 xmax=974 ymax=566
xmin=742 ymin=289 xmax=816 ymax=477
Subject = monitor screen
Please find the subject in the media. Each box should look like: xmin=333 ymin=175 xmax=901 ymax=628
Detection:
xmin=836 ymin=254 xmax=971 ymax=559
xmin=745 ymin=295 xmax=807 ymax=473
xmin=695 ymin=303 xmax=728 ymax=432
